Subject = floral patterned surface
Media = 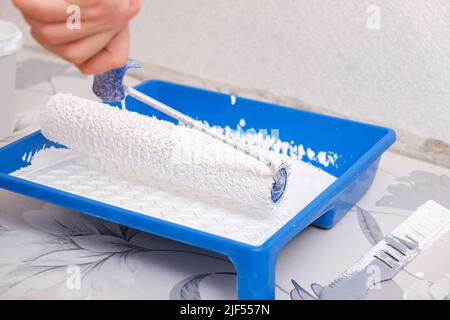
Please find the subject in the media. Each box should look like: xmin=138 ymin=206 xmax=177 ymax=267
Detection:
xmin=0 ymin=49 xmax=449 ymax=300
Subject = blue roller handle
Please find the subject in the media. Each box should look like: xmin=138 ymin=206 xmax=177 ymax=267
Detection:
xmin=92 ymin=59 xmax=140 ymax=102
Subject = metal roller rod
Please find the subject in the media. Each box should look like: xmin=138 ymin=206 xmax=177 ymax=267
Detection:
xmin=124 ymin=85 xmax=279 ymax=175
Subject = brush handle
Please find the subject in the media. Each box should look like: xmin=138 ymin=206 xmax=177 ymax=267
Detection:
xmin=124 ymin=85 xmax=278 ymax=174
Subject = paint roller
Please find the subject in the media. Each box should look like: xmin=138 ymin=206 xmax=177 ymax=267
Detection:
xmin=39 ymin=62 xmax=288 ymax=206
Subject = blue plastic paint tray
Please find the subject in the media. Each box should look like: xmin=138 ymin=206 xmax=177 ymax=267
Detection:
xmin=0 ymin=80 xmax=395 ymax=299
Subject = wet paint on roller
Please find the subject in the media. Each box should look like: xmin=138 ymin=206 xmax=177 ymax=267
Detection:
xmin=40 ymin=93 xmax=277 ymax=206
xmin=36 ymin=93 xmax=337 ymax=210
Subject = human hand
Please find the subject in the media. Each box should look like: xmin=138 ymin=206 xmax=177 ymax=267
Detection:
xmin=13 ymin=0 xmax=141 ymax=74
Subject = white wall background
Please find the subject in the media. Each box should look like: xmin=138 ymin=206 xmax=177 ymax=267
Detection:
xmin=1 ymin=0 xmax=450 ymax=153
xmin=130 ymin=0 xmax=450 ymax=145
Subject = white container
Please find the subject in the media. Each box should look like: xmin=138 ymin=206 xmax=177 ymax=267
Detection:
xmin=0 ymin=20 xmax=22 ymax=140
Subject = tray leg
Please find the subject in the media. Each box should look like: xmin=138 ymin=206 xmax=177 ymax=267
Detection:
xmin=230 ymin=249 xmax=278 ymax=300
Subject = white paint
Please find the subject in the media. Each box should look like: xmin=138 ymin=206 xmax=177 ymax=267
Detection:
xmin=13 ymin=132 xmax=336 ymax=246
xmin=40 ymin=93 xmax=336 ymax=208
xmin=307 ymin=148 xmax=315 ymax=161
xmin=41 ymin=94 xmax=273 ymax=205
xmin=317 ymin=152 xmax=329 ymax=167
xmin=316 ymin=151 xmax=339 ymax=168
xmin=230 ymin=95 xmax=236 ymax=106
xmin=26 ymin=150 xmax=32 ymax=163
xmin=214 ymin=121 xmax=338 ymax=168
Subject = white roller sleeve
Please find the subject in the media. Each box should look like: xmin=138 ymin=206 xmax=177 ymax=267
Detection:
xmin=40 ymin=93 xmax=274 ymax=206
